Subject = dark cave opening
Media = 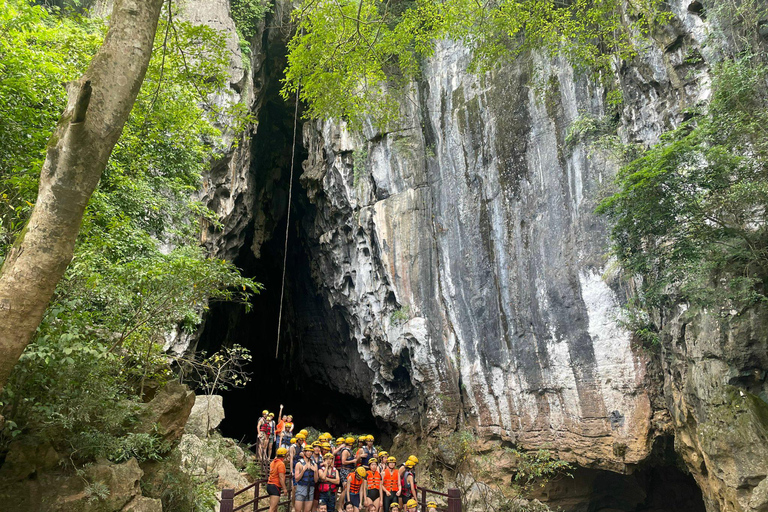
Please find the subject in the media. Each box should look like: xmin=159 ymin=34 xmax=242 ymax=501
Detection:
xmin=536 ymin=437 xmax=706 ymax=512
xmin=196 ymin=43 xmax=386 ymax=445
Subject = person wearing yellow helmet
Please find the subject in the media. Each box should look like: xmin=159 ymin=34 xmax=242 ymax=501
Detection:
xmin=267 ymin=446 xmax=288 ymax=512
xmin=346 ymin=466 xmax=368 ymax=512
xmin=339 ymin=436 xmax=358 ymax=492
xmin=294 ymin=444 xmax=319 ymax=512
xmin=318 ymin=452 xmax=341 ymax=512
xmin=405 ymin=499 xmax=418 ymax=512
xmin=257 ymin=410 xmax=270 ymax=462
xmin=381 ymin=457 xmax=401 ymax=512
xmin=398 ymin=456 xmax=418 ymax=479
xmin=299 ymin=429 xmax=309 ymax=437
xmin=365 ymin=457 xmax=382 ymax=512
xmin=360 ymin=435 xmax=378 ymax=468
xmin=399 ymin=461 xmax=417 ymax=509
xmin=426 ymin=501 xmax=438 ymax=510
xmin=378 ymin=451 xmax=388 ymax=461
xmin=388 ymin=502 xmax=400 ymax=512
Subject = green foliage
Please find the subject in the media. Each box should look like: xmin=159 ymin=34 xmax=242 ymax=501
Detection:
xmin=141 ymin=449 xmax=220 ymax=512
xmin=390 ymin=304 xmax=411 ymax=323
xmin=0 ymin=0 xmax=261 ymax=466
xmin=178 ymin=344 xmax=253 ymax=395
xmin=230 ymin=0 xmax=272 ymax=41
xmin=0 ymin=0 xmax=103 ymax=252
xmin=282 ymin=0 xmax=667 ymax=127
xmin=507 ymin=448 xmax=572 ymax=493
xmin=598 ymin=54 xmax=768 ymax=312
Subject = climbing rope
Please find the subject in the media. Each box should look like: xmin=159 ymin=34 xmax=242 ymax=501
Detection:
xmin=275 ymin=84 xmax=300 ymax=359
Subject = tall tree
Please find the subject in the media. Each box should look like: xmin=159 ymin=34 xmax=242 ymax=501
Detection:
xmin=0 ymin=0 xmax=165 ymax=391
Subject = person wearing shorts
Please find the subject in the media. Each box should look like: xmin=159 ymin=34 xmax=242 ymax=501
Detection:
xmin=268 ymin=447 xmax=288 ymax=512
xmin=294 ymin=445 xmax=318 ymax=512
xmin=346 ymin=467 xmax=368 ymax=512
xmin=381 ymin=457 xmax=401 ymax=512
xmin=318 ymin=452 xmax=341 ymax=512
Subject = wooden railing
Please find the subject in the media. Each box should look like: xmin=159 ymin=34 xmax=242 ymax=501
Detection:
xmin=220 ymin=459 xmax=292 ymax=512
xmin=221 ymin=463 xmax=461 ymax=512
xmin=418 ymin=487 xmax=462 ymax=512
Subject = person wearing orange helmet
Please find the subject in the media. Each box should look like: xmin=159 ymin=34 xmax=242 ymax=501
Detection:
xmin=268 ymin=447 xmax=289 ymax=512
xmin=346 ymin=466 xmax=368 ymax=512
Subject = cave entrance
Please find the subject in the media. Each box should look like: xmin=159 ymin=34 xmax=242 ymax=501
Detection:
xmin=535 ymin=437 xmax=706 ymax=512
xmin=195 ymin=46 xmax=386 ymax=445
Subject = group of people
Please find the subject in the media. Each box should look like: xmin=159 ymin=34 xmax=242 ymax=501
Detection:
xmin=256 ymin=409 xmax=440 ymax=512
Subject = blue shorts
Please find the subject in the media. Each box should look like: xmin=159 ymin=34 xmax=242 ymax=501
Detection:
xmin=349 ymin=492 xmax=361 ymax=508
xmin=295 ymin=484 xmax=314 ymax=502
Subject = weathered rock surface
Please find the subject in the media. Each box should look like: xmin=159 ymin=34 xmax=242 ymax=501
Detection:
xmin=188 ymin=1 xmax=768 ymax=511
xmin=185 ymin=394 xmax=226 ymax=437
xmin=137 ymin=381 xmax=196 ymax=444
xmin=662 ymin=305 xmax=768 ymax=512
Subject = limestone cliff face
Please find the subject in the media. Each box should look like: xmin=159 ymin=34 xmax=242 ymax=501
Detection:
xmin=194 ymin=1 xmax=768 ymax=510
xmin=297 ymin=3 xmax=714 ymax=470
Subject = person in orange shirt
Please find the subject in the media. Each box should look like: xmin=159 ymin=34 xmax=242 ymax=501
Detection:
xmin=381 ymin=457 xmax=401 ymax=512
xmin=346 ymin=466 xmax=368 ymax=512
xmin=365 ymin=458 xmax=382 ymax=512
xmin=268 ymin=447 xmax=288 ymax=512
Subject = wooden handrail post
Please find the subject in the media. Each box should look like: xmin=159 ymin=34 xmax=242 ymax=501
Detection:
xmin=254 ymin=480 xmax=261 ymax=512
xmin=448 ymin=489 xmax=461 ymax=512
xmin=221 ymin=489 xmax=235 ymax=512
xmin=421 ymin=488 xmax=427 ymax=509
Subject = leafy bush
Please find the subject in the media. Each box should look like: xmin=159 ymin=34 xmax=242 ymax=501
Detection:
xmin=598 ymin=54 xmax=768 ymax=313
xmin=0 ymin=0 xmax=260 ymax=465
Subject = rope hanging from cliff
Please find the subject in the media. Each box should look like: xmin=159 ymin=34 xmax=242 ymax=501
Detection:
xmin=275 ymin=84 xmax=300 ymax=359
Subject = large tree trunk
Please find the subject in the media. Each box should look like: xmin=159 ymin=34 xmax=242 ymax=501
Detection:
xmin=0 ymin=0 xmax=165 ymax=391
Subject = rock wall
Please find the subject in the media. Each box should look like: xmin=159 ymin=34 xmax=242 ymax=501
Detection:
xmin=297 ymin=5 xmax=713 ymax=470
xmin=193 ymin=1 xmax=768 ymax=510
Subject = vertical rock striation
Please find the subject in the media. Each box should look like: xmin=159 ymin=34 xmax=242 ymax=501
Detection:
xmin=194 ymin=1 xmax=768 ymax=510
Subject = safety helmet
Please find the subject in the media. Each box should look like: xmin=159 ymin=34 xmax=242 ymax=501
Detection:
xmin=345 ymin=436 xmax=355 ymax=445
xmin=367 ymin=435 xmax=375 ymax=441
xmin=323 ymin=452 xmax=334 ymax=459
xmin=406 ymin=499 xmax=418 ymax=509
xmin=379 ymin=451 xmax=388 ymax=459
xmin=303 ymin=445 xmax=314 ymax=452
xmin=336 ymin=437 xmax=345 ymax=444
xmin=387 ymin=456 xmax=397 ymax=463
xmin=408 ymin=455 xmax=419 ymax=463
xmin=389 ymin=503 xmax=400 ymax=510
xmin=276 ymin=447 xmax=288 ymax=456
xmin=312 ymin=441 xmax=321 ymax=447
xmin=427 ymin=502 xmax=438 ymax=509
xmin=323 ymin=432 xmax=331 ymax=439
xmin=355 ymin=467 xmax=368 ymax=478
xmin=358 ymin=436 xmax=367 ymax=442
xmin=262 ymin=410 xmax=269 ymax=415
xmin=290 ymin=438 xmax=297 ymax=444
xmin=299 ymin=429 xmax=309 ymax=436
xmin=268 ymin=413 xmax=274 ymax=418
xmin=368 ymin=459 xmax=379 ymax=467
xmin=296 ymin=433 xmax=307 ymax=440
xmin=405 ymin=460 xmax=416 ymax=468
xmin=322 ymin=442 xmax=331 ymax=449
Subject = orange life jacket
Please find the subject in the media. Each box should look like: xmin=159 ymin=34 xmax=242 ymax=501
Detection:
xmin=348 ymin=473 xmax=364 ymax=494
xmin=382 ymin=468 xmax=399 ymax=492
xmin=367 ymin=470 xmax=381 ymax=490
